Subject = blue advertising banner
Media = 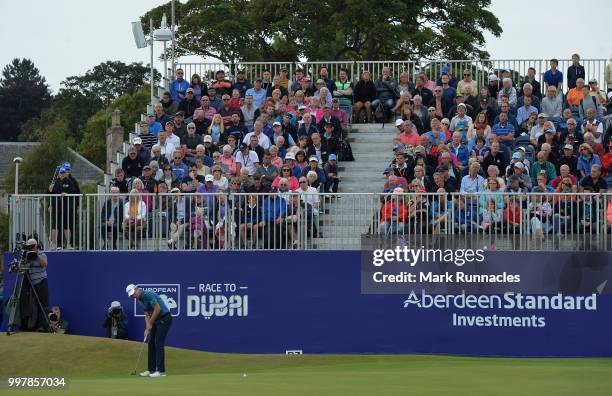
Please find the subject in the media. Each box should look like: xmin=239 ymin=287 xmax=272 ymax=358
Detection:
xmin=2 ymin=251 xmax=612 ymax=357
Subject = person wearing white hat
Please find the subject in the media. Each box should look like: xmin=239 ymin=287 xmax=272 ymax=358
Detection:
xmin=103 ymin=301 xmax=128 ymax=339
xmin=126 ymin=284 xmax=172 ymax=377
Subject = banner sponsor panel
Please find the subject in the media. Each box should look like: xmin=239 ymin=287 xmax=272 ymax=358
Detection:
xmin=3 ymin=251 xmax=612 ymax=356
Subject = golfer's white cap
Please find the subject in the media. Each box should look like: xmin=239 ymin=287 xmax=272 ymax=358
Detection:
xmin=126 ymin=284 xmax=137 ymax=297
xmin=109 ymin=301 xmax=121 ymax=309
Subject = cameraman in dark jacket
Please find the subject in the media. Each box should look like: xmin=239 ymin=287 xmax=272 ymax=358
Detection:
xmin=103 ymin=301 xmax=128 ymax=339
xmin=11 ymin=239 xmax=49 ymax=331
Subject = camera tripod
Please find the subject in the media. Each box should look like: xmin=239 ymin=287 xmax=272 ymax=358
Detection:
xmin=5 ymin=268 xmax=51 ymax=336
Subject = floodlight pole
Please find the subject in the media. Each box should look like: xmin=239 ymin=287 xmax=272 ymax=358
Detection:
xmin=163 ymin=41 xmax=168 ymax=86
xmin=150 ymin=18 xmax=155 ymax=106
xmin=171 ymin=0 xmax=176 ymax=79
xmin=14 ymin=161 xmax=20 ymax=196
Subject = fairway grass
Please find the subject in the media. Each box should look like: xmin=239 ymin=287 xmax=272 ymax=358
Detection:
xmin=1 ymin=333 xmax=611 ymax=395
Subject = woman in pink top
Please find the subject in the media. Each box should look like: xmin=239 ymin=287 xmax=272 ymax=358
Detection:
xmin=220 ymin=145 xmax=237 ymax=176
xmin=269 ymin=145 xmax=284 ymax=169
xmin=436 ymin=145 xmax=462 ymax=168
xmin=271 ymin=165 xmax=300 ymax=191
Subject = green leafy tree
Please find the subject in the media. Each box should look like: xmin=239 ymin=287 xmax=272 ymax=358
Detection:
xmin=0 ymin=58 xmax=51 ymax=141
xmin=78 ymin=88 xmax=150 ymax=169
xmin=20 ymin=61 xmax=159 ymax=144
xmin=5 ymin=119 xmax=74 ymax=194
xmin=62 ymin=60 xmax=160 ymax=107
xmin=141 ymin=0 xmax=502 ymax=62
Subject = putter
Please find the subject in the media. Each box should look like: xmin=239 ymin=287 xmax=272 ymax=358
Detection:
xmin=130 ymin=335 xmax=148 ymax=375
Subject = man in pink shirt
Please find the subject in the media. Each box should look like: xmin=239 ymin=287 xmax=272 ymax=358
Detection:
xmin=193 ymin=96 xmax=217 ymax=121
xmin=331 ymin=99 xmax=349 ymax=139
xmin=397 ymin=119 xmax=420 ymax=147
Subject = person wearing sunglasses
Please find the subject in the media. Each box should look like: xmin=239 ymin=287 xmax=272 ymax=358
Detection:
xmin=271 ymin=163 xmax=299 ymax=191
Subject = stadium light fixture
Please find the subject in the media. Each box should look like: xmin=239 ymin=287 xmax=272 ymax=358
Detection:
xmin=13 ymin=157 xmax=23 ymax=196
xmin=132 ymin=19 xmax=156 ymax=106
xmin=153 ymin=14 xmax=173 ymax=84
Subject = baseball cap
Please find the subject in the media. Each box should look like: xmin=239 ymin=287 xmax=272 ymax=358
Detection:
xmin=285 ymin=152 xmax=295 ymax=160
xmin=175 ymin=111 xmax=185 ymax=117
xmin=133 ymin=137 xmax=142 ymax=145
xmin=143 ymin=165 xmax=151 ymax=170
xmin=298 ymin=105 xmax=307 ymax=110
xmin=395 ymin=119 xmax=404 ymax=127
xmin=309 ymin=156 xmax=319 ymax=163
xmin=514 ymin=162 xmax=525 ymax=169
xmin=440 ymin=65 xmax=450 ymax=73
xmin=203 ymin=135 xmax=213 ymax=143
xmin=59 ymin=167 xmax=67 ymax=173
xmin=272 ymin=121 xmax=281 ymax=127
xmin=457 ymin=102 xmax=466 ymax=107
xmin=516 ymin=146 xmax=526 ymax=152
xmin=147 ymin=112 xmax=155 ymax=117
xmin=383 ymin=167 xmax=392 ymax=175
xmin=393 ymin=144 xmax=403 ymax=151
xmin=170 ymin=187 xmax=180 ymax=193
xmin=488 ymin=74 xmax=499 ymax=81
xmin=588 ymin=78 xmax=597 ymax=84
xmin=544 ymin=128 xmax=554 ymax=134
xmin=563 ymin=144 xmax=574 ymax=150
xmin=126 ymin=284 xmax=136 ymax=297
xmin=393 ymin=187 xmax=404 ymax=194
xmin=608 ymin=92 xmax=612 ymax=100
xmin=538 ymin=113 xmax=548 ymax=118
xmin=62 ymin=162 xmax=71 ymax=170
xmin=328 ymin=154 xmax=337 ymax=161
xmin=239 ymin=142 xmax=248 ymax=150
xmin=436 ymin=165 xmax=449 ymax=172
xmin=205 ymin=174 xmax=214 ymax=182
xmin=186 ymin=88 xmax=194 ymax=93
xmin=108 ymin=301 xmax=121 ymax=311
xmin=512 ymin=152 xmax=521 ymax=159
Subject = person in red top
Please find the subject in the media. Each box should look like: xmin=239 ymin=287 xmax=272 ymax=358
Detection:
xmin=397 ymin=119 xmax=420 ymax=147
xmin=601 ymin=141 xmax=612 ymax=176
xmin=380 ymin=187 xmax=409 ymax=234
xmin=212 ymin=70 xmax=233 ymax=97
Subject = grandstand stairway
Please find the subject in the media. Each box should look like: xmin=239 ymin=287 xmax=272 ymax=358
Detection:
xmin=312 ymin=123 xmax=394 ymax=249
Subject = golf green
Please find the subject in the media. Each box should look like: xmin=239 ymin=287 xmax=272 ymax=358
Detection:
xmin=1 ymin=333 xmax=611 ymax=395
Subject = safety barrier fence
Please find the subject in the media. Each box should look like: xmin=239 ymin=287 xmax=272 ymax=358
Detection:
xmin=176 ymin=59 xmax=608 ymax=96
xmin=9 ymin=192 xmax=612 ymax=252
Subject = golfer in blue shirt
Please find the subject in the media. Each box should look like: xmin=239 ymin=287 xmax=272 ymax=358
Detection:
xmin=126 ymin=284 xmax=172 ymax=377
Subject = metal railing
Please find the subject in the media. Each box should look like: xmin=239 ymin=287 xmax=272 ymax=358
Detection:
xmin=9 ymin=192 xmax=612 ymax=252
xmin=176 ymin=59 xmax=608 ymax=95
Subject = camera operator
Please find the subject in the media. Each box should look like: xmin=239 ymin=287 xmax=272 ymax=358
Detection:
xmin=13 ymin=239 xmax=49 ymax=331
xmin=48 ymin=306 xmax=68 ymax=334
xmin=102 ymin=301 xmax=128 ymax=339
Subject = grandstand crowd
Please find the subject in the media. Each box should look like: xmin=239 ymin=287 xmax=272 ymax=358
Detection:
xmin=45 ymin=55 xmax=612 ymax=249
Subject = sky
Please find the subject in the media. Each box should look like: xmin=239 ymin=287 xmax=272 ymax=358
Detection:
xmin=1 ymin=0 xmax=610 ymax=93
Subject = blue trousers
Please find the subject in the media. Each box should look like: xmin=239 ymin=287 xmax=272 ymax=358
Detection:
xmin=148 ymin=314 xmax=172 ymax=373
